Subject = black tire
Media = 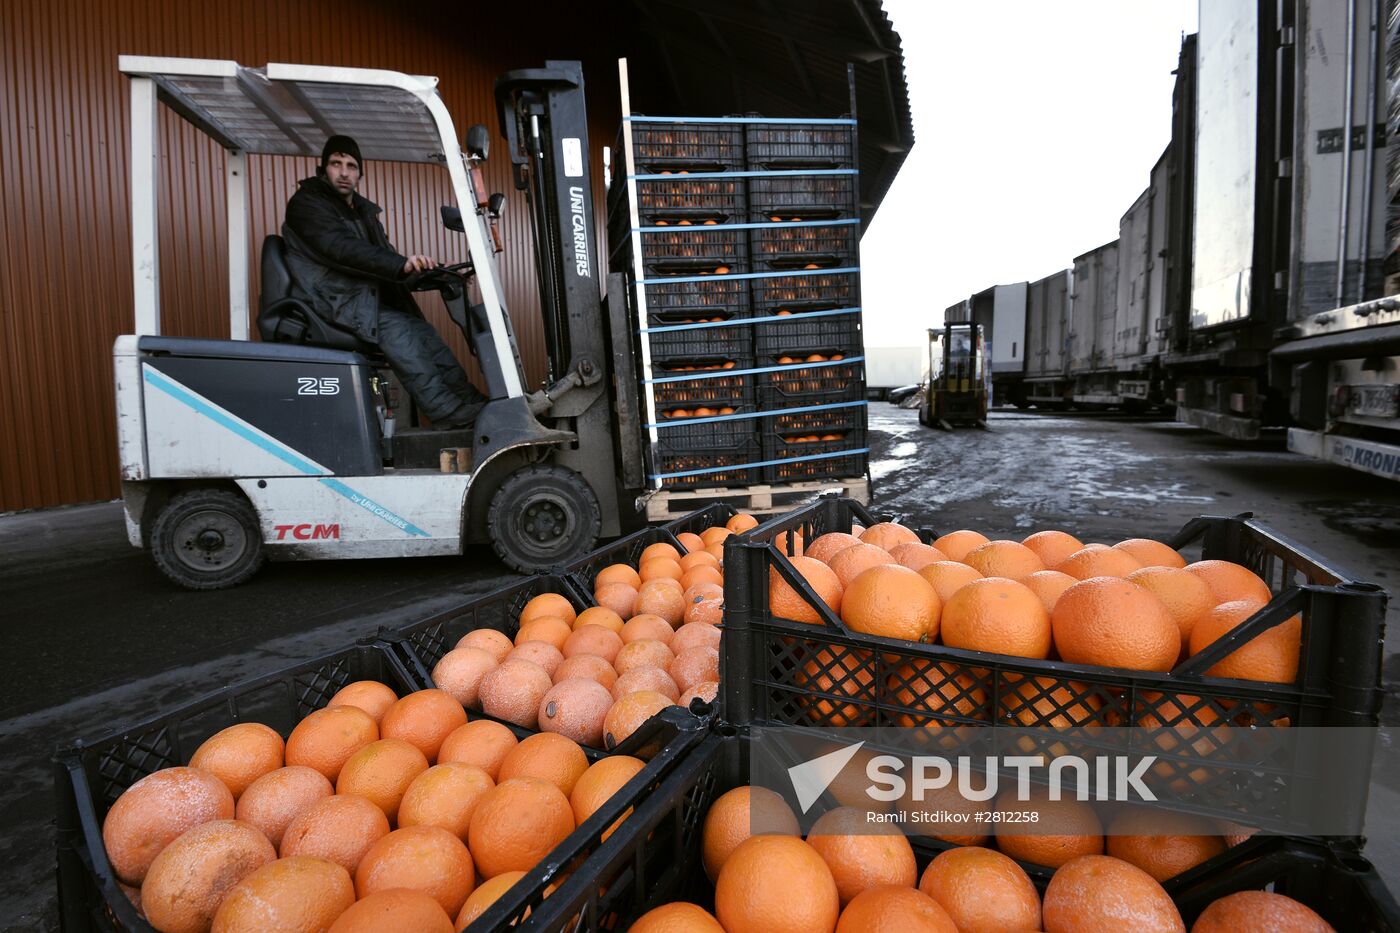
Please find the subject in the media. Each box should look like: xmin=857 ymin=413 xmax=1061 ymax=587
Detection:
xmin=149 ymin=489 xmax=265 ymax=589
xmin=486 ymin=464 xmax=601 ymax=573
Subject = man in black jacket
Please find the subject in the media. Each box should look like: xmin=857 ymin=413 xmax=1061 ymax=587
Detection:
xmin=283 ymin=135 xmax=486 ymax=429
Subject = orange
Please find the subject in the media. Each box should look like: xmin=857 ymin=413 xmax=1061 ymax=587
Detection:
xmin=453 ymin=871 xmax=528 ymax=929
xmin=562 ymin=625 xmax=623 ymax=664
xmin=1135 ymin=691 xmax=1228 ymax=790
xmin=454 ymin=629 xmax=513 ymax=664
xmin=631 ymin=902 xmax=726 ymax=932
xmin=1128 ymin=566 xmax=1215 ymax=651
xmin=1056 ymin=546 xmax=1143 ymax=580
xmin=140 ymin=820 xmax=276 ymax=933
xmin=515 ymin=617 xmax=573 ymax=651
xmin=918 ymin=560 xmax=983 ymax=603
xmin=355 ymin=825 xmax=475 ymax=917
xmin=329 ymin=680 xmax=399 ymax=724
xmin=680 ymin=681 xmax=719 ymax=707
xmin=380 ymin=689 xmax=469 ymax=763
xmin=701 ymin=785 xmax=801 ymax=880
xmin=840 ymin=564 xmax=941 ymax=643
xmin=889 ymin=659 xmax=987 ymax=730
xmin=613 ymin=665 xmax=681 ymax=702
xmin=498 ymin=731 xmax=589 ymax=797
xmin=478 ymin=658 xmax=554 ymax=728
xmin=574 ymin=606 xmax=626 ymax=633
xmin=671 ymin=621 xmax=721 ymax=654
xmin=595 ymin=582 xmax=639 ymax=619
xmin=963 ymin=540 xmax=1045 ymax=579
xmin=714 ymin=836 xmax=839 ymax=933
xmin=640 ymin=557 xmax=685 ymax=585
xmin=806 ymin=532 xmax=862 ymax=564
xmin=681 ymin=564 xmax=725 ymax=591
xmin=859 ymin=521 xmax=920 ymax=551
xmin=234 ymin=765 xmax=333 ymax=848
xmin=1188 ymin=598 xmax=1300 ymax=683
xmin=551 ymin=655 xmax=621 ymax=692
xmin=836 ymin=886 xmax=957 ymax=933
xmin=806 ymin=806 xmax=917 ymax=905
xmin=900 ymin=780 xmax=990 ymax=846
xmin=286 ymin=705 xmax=380 ymax=781
xmin=676 ymin=531 xmax=706 ymax=553
xmin=570 ymin=755 xmax=646 ymax=840
xmin=431 ymin=646 xmax=500 ymax=709
xmin=636 ymin=580 xmax=687 ymax=626
xmin=397 ymin=762 xmax=494 ymax=840
xmin=1021 ymin=530 xmax=1085 ymax=569
xmin=1105 ymin=810 xmax=1225 ymax=881
xmin=682 ymin=581 xmax=723 ymax=605
xmin=828 ymin=543 xmax=895 ymax=589
xmin=1114 ymin=537 xmax=1186 ymax=569
xmin=1052 ymin=576 xmax=1178 ymax=672
xmin=596 ymin=563 xmax=642 ymax=589
xmin=888 ymin=541 xmax=950 ymax=572
xmin=917 ymin=846 xmax=1041 ymax=933
xmin=679 ymin=550 xmax=721 ymax=573
xmin=437 ymin=719 xmax=518 ymax=780
xmin=941 ymin=577 xmax=1051 ymax=659
xmin=508 ymin=640 xmax=564 ymax=677
xmin=211 ymin=855 xmax=355 ymax=933
xmin=335 ymin=738 xmax=431 ymax=822
xmin=102 ymin=766 xmax=235 ymax=885
xmin=700 ymin=526 xmax=732 ymax=547
xmin=682 ymin=590 xmax=724 ymax=626
xmin=932 ymin=529 xmax=990 ymax=562
xmin=1000 ymin=675 xmax=1103 ymax=730
xmin=280 ymin=793 xmax=390 ymax=873
xmin=670 ymin=647 xmax=719 ymax=692
xmin=189 ymin=723 xmax=285 ymax=800
xmin=328 ymin=889 xmax=453 ymax=933
xmin=1041 ymin=855 xmax=1184 ymax=933
xmin=1191 ymin=891 xmax=1335 ymax=933
xmin=1185 ymin=559 xmax=1272 ymax=605
xmin=774 ymin=528 xmax=804 ymax=557
xmin=799 ymin=647 xmax=875 ymax=726
xmin=770 ymin=555 xmax=843 ymax=624
xmin=603 ymin=690 xmax=673 ymax=752
xmin=705 ymin=541 xmax=726 ymax=563
xmin=616 ymin=638 xmax=677 ymax=675
xmin=519 ymin=592 xmax=577 ymax=627
xmin=1021 ymin=569 xmax=1078 ymax=614
xmin=539 ymin=677 xmax=614 ymax=746
xmin=641 ymin=541 xmax=683 ymax=563
xmin=468 ymin=777 xmax=576 ymax=878
xmin=727 ymin=513 xmax=759 ymax=533
xmin=994 ymin=788 xmax=1103 ymax=869
xmin=621 ymin=614 xmax=676 ymax=645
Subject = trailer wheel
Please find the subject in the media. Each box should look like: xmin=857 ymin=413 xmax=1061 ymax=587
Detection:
xmin=487 ymin=464 xmax=600 ymax=573
xmin=149 ymin=489 xmax=265 ymax=589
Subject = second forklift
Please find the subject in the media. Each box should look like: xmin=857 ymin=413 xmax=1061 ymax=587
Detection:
xmin=919 ymin=322 xmax=989 ymax=430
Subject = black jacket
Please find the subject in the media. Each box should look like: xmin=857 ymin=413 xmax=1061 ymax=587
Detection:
xmin=281 ymin=175 xmax=415 ymax=343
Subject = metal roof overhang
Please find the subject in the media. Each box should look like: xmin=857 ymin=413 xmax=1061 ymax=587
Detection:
xmin=613 ymin=0 xmax=914 ymax=229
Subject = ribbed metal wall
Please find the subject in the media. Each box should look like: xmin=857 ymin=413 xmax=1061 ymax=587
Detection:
xmin=0 ymin=0 xmax=619 ymax=511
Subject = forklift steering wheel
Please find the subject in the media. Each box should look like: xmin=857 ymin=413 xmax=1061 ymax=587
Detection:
xmin=404 ymin=260 xmax=474 ymax=291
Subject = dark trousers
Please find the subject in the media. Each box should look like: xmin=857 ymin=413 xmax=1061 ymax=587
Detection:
xmin=376 ymin=306 xmax=486 ymax=424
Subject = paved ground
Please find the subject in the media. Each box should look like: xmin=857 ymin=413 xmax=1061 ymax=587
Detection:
xmin=4 ymin=405 xmax=1399 ymax=929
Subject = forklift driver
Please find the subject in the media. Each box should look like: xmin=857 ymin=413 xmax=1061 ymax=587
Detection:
xmin=282 ymin=134 xmax=487 ymax=429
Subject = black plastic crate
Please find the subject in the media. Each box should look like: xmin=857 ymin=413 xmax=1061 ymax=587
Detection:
xmin=721 ymin=496 xmax=1388 ymax=836
xmin=747 ymin=172 xmax=858 ymax=220
xmin=623 ymin=120 xmax=744 ymax=171
xmin=750 ymin=222 xmax=859 ymax=270
xmin=646 ymin=317 xmax=754 ymax=364
xmin=536 ymin=729 xmax=1400 ymax=932
xmin=640 ymin=276 xmax=751 ymax=325
xmin=562 ymin=503 xmax=736 ymax=600
xmin=754 ymin=310 xmax=863 ymax=359
xmin=745 ymin=120 xmax=857 ymax=168
xmin=633 ymin=176 xmax=746 ymax=219
xmin=756 ymin=359 xmax=865 ymax=409
xmin=749 ymin=269 xmax=860 ymax=315
xmin=650 ymin=438 xmax=764 ymax=490
xmin=54 ymin=643 xmax=418 ymax=933
xmin=633 ymin=225 xmax=749 ymax=277
xmin=649 ymin=366 xmax=755 ymax=413
xmin=761 ymin=400 xmax=866 ymax=436
xmin=760 ymin=415 xmax=868 ymax=485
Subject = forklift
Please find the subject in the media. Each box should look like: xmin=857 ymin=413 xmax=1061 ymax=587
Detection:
xmin=114 ymin=57 xmax=643 ymax=588
xmin=918 ymin=323 xmax=989 ymax=430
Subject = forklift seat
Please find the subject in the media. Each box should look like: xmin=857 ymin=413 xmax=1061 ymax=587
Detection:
xmin=256 ymin=235 xmax=382 ymax=358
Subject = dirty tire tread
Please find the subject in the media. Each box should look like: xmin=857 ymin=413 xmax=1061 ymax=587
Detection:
xmin=149 ymin=488 xmax=265 ymax=590
xmin=487 ymin=463 xmax=601 ymax=573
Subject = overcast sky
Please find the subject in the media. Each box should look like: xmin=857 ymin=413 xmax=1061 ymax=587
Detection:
xmin=861 ymin=0 xmax=1200 ymax=349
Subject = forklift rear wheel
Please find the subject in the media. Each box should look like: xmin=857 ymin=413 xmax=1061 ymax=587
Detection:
xmin=486 ymin=464 xmax=601 ymax=573
xmin=150 ymin=489 xmax=265 ymax=589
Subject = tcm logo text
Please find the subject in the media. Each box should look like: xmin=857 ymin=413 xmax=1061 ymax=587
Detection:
xmin=272 ymin=523 xmax=340 ymax=541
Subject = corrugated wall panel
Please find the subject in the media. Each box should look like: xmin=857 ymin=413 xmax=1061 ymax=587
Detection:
xmin=0 ymin=0 xmax=618 ymax=511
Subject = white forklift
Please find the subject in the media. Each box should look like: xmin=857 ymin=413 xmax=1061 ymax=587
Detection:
xmin=114 ymin=57 xmax=645 ymax=587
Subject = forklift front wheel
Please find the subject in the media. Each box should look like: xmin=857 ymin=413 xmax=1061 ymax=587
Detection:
xmin=149 ymin=489 xmax=265 ymax=589
xmin=486 ymin=464 xmax=601 ymax=573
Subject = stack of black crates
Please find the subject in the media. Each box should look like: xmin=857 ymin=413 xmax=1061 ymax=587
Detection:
xmin=609 ymin=115 xmax=869 ymax=492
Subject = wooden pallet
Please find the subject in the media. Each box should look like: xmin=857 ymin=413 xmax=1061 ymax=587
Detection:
xmin=640 ymin=476 xmax=870 ymax=522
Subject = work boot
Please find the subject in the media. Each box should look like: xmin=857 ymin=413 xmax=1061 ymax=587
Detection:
xmin=434 ymin=400 xmax=484 ymax=431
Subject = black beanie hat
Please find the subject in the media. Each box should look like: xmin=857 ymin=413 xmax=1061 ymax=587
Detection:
xmin=319 ymin=135 xmax=363 ymax=175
